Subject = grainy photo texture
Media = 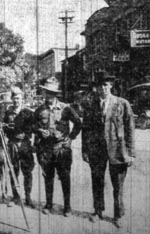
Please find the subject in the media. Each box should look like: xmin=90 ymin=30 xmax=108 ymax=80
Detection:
xmin=0 ymin=0 xmax=150 ymax=234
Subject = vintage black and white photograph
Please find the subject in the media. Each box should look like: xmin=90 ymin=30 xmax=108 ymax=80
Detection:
xmin=0 ymin=0 xmax=150 ymax=233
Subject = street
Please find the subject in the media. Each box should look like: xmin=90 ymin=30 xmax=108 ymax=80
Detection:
xmin=0 ymin=128 xmax=150 ymax=234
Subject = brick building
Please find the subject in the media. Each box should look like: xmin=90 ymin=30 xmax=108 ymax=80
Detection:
xmin=81 ymin=0 xmax=150 ymax=96
xmin=25 ymin=47 xmax=78 ymax=87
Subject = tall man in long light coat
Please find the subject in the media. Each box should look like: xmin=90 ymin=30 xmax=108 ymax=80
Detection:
xmin=82 ymin=72 xmax=135 ymax=227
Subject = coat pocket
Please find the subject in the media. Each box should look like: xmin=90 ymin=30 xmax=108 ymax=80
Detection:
xmin=108 ymin=139 xmax=130 ymax=165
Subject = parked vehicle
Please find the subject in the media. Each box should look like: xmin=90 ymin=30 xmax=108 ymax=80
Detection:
xmin=126 ymin=83 xmax=150 ymax=128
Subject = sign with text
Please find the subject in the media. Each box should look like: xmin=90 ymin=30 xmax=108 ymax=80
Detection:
xmin=113 ymin=51 xmax=130 ymax=62
xmin=131 ymin=30 xmax=150 ymax=47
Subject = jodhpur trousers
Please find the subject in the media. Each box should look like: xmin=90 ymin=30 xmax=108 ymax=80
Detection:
xmin=37 ymin=146 xmax=72 ymax=210
xmin=8 ymin=139 xmax=34 ymax=199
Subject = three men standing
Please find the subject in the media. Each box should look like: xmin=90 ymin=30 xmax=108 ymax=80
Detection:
xmin=33 ymin=77 xmax=81 ymax=216
xmin=1 ymin=73 xmax=135 ymax=227
xmin=82 ymin=72 xmax=135 ymax=226
xmin=3 ymin=86 xmax=35 ymax=207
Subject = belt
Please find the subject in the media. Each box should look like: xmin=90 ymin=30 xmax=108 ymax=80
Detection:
xmin=15 ymin=133 xmax=25 ymax=140
xmin=53 ymin=141 xmax=64 ymax=150
xmin=55 ymin=137 xmax=65 ymax=143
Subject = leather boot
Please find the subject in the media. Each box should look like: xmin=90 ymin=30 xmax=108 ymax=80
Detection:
xmin=25 ymin=195 xmax=35 ymax=208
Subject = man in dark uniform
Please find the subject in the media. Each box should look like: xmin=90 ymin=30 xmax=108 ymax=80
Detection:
xmin=33 ymin=77 xmax=81 ymax=216
xmin=82 ymin=72 xmax=135 ymax=227
xmin=3 ymin=86 xmax=35 ymax=208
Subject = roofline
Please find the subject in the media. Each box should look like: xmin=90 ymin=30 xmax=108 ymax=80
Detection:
xmin=87 ymin=7 xmax=109 ymax=22
xmin=61 ymin=48 xmax=85 ymax=62
xmin=37 ymin=49 xmax=54 ymax=60
xmin=128 ymin=83 xmax=150 ymax=91
xmin=37 ymin=47 xmax=78 ymax=60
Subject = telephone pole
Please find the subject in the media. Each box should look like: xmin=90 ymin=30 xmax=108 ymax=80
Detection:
xmin=59 ymin=10 xmax=74 ymax=101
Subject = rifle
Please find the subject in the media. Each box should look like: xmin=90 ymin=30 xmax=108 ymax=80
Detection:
xmin=0 ymin=123 xmax=30 ymax=232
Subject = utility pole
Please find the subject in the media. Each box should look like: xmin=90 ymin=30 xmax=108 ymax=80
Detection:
xmin=59 ymin=10 xmax=74 ymax=101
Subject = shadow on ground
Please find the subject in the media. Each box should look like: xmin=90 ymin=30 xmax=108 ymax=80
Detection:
xmin=0 ymin=196 xmax=118 ymax=229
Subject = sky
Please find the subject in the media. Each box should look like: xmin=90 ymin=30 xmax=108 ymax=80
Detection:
xmin=0 ymin=0 xmax=107 ymax=54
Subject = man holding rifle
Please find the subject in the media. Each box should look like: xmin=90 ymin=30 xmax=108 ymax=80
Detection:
xmin=3 ymin=86 xmax=35 ymax=208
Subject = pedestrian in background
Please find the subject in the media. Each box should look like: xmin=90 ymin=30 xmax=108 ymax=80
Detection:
xmin=3 ymin=86 xmax=35 ymax=208
xmin=81 ymin=81 xmax=97 ymax=111
xmin=33 ymin=77 xmax=81 ymax=216
xmin=82 ymin=72 xmax=135 ymax=227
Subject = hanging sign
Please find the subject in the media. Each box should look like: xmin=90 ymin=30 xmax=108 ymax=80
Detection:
xmin=131 ymin=30 xmax=150 ymax=47
xmin=113 ymin=51 xmax=130 ymax=62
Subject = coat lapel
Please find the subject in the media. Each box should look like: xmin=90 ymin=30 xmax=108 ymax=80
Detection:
xmin=105 ymin=95 xmax=118 ymax=122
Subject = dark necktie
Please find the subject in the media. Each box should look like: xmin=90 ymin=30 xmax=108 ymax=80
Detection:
xmin=101 ymin=101 xmax=106 ymax=123
xmin=101 ymin=101 xmax=106 ymax=115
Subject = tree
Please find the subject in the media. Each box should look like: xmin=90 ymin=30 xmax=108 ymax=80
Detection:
xmin=0 ymin=23 xmax=24 ymax=66
xmin=0 ymin=23 xmax=38 ymax=97
xmin=0 ymin=66 xmax=21 ymax=92
xmin=0 ymin=23 xmax=32 ymax=92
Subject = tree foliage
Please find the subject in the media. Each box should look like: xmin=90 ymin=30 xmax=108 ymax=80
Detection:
xmin=0 ymin=23 xmax=24 ymax=66
xmin=0 ymin=66 xmax=21 ymax=92
xmin=14 ymin=54 xmax=37 ymax=86
xmin=0 ymin=23 xmax=37 ymax=93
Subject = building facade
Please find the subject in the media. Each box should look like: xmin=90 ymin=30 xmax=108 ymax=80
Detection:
xmin=62 ymin=48 xmax=87 ymax=102
xmin=82 ymin=0 xmax=150 ymax=96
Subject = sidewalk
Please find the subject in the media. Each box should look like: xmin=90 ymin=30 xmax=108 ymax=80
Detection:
xmin=0 ymin=130 xmax=150 ymax=234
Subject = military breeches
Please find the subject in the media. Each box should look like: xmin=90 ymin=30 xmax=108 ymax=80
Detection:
xmin=38 ymin=147 xmax=72 ymax=209
xmin=8 ymin=139 xmax=34 ymax=198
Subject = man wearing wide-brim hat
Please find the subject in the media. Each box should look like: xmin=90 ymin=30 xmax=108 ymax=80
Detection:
xmin=33 ymin=77 xmax=81 ymax=216
xmin=82 ymin=71 xmax=135 ymax=227
xmin=39 ymin=76 xmax=62 ymax=93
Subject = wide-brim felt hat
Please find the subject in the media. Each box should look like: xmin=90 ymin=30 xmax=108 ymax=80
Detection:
xmin=95 ymin=71 xmax=116 ymax=85
xmin=39 ymin=77 xmax=61 ymax=93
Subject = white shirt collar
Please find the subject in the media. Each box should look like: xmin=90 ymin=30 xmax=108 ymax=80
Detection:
xmin=100 ymin=94 xmax=111 ymax=103
xmin=13 ymin=105 xmax=22 ymax=114
xmin=100 ymin=94 xmax=112 ymax=113
xmin=49 ymin=98 xmax=61 ymax=110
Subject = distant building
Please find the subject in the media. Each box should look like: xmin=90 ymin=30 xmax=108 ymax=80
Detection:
xmin=25 ymin=47 xmax=78 ymax=86
xmin=61 ymin=48 xmax=87 ymax=102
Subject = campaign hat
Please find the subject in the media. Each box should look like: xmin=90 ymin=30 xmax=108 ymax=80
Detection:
xmin=39 ymin=77 xmax=61 ymax=93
